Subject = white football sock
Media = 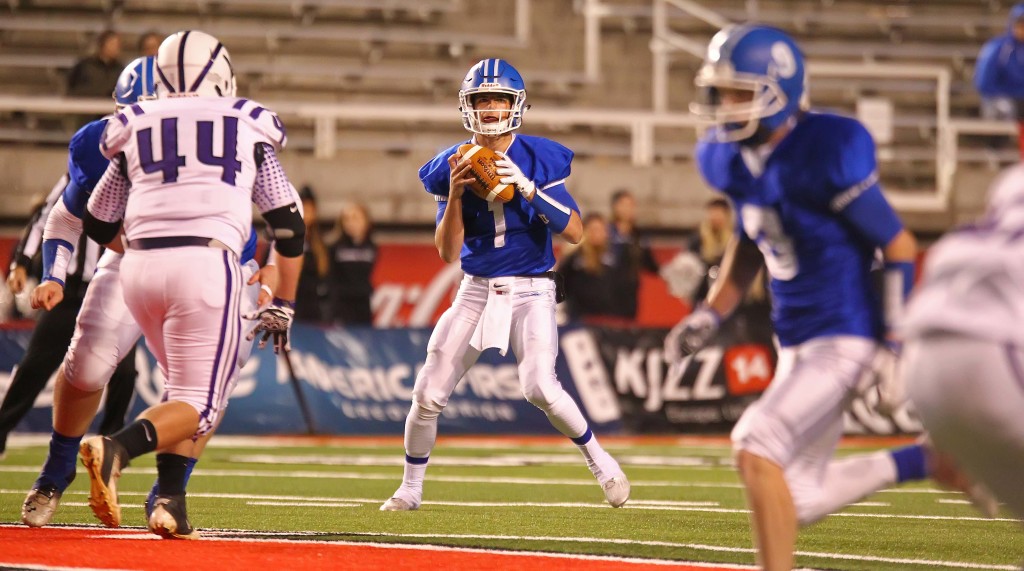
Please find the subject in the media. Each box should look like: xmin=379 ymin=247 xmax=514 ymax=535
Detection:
xmin=541 ymin=390 xmax=589 ymax=438
xmin=791 ymin=450 xmax=896 ymax=526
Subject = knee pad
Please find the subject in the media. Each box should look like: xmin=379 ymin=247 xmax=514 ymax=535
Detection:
xmin=62 ymin=348 xmax=118 ymax=393
xmin=411 ymin=387 xmax=448 ymax=421
xmin=791 ymin=491 xmax=826 ymax=527
xmin=731 ymin=404 xmax=794 ymax=468
xmin=524 ymin=380 xmax=565 ymax=411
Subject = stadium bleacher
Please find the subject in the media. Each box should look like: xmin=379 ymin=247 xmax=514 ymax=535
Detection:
xmin=0 ymin=0 xmax=1016 ymax=230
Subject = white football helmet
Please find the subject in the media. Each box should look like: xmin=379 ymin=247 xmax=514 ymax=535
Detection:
xmin=155 ymin=30 xmax=236 ymax=98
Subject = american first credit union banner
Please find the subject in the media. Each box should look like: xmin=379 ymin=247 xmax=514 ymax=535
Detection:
xmin=0 ymin=323 xmax=624 ymax=436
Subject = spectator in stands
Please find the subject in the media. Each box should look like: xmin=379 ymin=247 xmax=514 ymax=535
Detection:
xmin=329 ymin=202 xmax=377 ymax=326
xmin=557 ymin=213 xmax=618 ymax=321
xmin=294 ymin=185 xmax=330 ymax=322
xmin=137 ymin=31 xmax=162 ymax=57
xmin=607 ymin=189 xmax=660 ymax=320
xmin=685 ymin=197 xmax=734 ymax=305
xmin=67 ymin=30 xmax=123 ymax=98
xmin=974 ymin=3 xmax=1024 ymax=159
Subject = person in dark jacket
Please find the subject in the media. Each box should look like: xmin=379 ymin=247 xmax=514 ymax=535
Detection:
xmin=607 ymin=189 xmax=660 ymax=320
xmin=974 ymin=3 xmax=1024 ymax=157
xmin=294 ymin=186 xmax=330 ymax=322
xmin=330 ymin=202 xmax=377 ymax=325
xmin=557 ymin=213 xmax=618 ymax=321
xmin=67 ymin=31 xmax=123 ymax=98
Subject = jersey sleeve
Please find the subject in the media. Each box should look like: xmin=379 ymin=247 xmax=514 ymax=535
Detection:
xmin=418 ymin=144 xmax=461 ymax=199
xmin=234 ymin=98 xmax=288 ymax=153
xmin=99 ymin=113 xmax=133 ymax=160
xmin=822 ymin=120 xmax=903 ymax=247
xmin=532 ymin=138 xmax=573 ymax=189
xmin=252 ymin=145 xmax=300 ymax=213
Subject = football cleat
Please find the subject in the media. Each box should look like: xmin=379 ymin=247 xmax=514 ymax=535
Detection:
xmin=380 ymin=497 xmax=419 ymax=511
xmin=79 ymin=436 xmax=127 ymax=527
xmin=602 ymin=476 xmax=631 ymax=508
xmin=965 ymin=482 xmax=1001 ymax=519
xmin=149 ymin=494 xmax=200 ymax=539
xmin=21 ymin=485 xmax=62 ymax=527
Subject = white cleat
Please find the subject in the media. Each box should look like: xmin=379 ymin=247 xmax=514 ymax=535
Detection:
xmin=602 ymin=476 xmax=630 ymax=508
xmin=22 ymin=486 xmax=62 ymax=527
xmin=380 ymin=497 xmax=419 ymax=511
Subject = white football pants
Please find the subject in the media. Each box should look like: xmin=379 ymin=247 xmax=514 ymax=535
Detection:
xmin=120 ymin=247 xmax=257 ymax=436
xmin=64 ymin=251 xmax=142 ymax=392
xmin=404 ymin=274 xmax=589 ymax=458
xmin=732 ymin=335 xmax=899 ymax=525
xmin=905 ymin=333 xmax=1024 ymax=519
xmin=65 ymin=250 xmax=259 ymax=404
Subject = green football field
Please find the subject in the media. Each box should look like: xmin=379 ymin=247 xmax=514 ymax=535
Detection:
xmin=0 ymin=435 xmax=1020 ymax=570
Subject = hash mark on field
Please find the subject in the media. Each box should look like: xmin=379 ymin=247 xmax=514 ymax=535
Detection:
xmin=248 ymin=501 xmax=362 ymax=508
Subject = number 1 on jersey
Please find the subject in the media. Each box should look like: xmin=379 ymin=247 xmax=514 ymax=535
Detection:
xmin=489 ymin=201 xmax=507 ymax=248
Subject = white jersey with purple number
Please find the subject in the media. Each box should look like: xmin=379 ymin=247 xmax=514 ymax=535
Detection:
xmin=901 ymin=165 xmax=1024 ymax=346
xmin=98 ymin=96 xmax=287 ymax=255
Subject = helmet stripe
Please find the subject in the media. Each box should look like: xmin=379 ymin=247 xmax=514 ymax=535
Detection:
xmin=155 ymin=62 xmax=176 ymax=93
xmin=482 ymin=58 xmax=489 ymax=79
xmin=177 ymin=30 xmax=191 ymax=93
xmin=494 ymin=59 xmax=502 ymax=78
xmin=190 ymin=42 xmax=224 ymax=92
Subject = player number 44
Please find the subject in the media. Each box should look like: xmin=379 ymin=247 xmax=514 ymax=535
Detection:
xmin=137 ymin=116 xmax=244 ymax=185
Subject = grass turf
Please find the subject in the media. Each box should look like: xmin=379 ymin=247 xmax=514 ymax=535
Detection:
xmin=0 ymin=436 xmax=1020 ymax=570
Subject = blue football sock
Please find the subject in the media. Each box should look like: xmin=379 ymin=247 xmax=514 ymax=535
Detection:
xmin=183 ymin=456 xmax=198 ymax=487
xmin=34 ymin=430 xmax=82 ymax=492
xmin=890 ymin=444 xmax=928 ymax=483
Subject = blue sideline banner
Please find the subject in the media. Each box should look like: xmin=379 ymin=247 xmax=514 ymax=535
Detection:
xmin=0 ymin=323 xmax=622 ymax=436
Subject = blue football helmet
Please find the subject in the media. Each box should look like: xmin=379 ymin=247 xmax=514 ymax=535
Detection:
xmin=690 ymin=25 xmax=807 ymax=143
xmin=459 ymin=58 xmax=528 ymax=136
xmin=113 ymin=56 xmax=157 ymax=109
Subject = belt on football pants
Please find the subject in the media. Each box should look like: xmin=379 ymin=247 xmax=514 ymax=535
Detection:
xmin=515 ymin=271 xmax=565 ymax=303
xmin=126 ymin=236 xmax=232 ymax=252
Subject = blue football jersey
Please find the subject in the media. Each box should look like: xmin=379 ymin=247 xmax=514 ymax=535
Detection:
xmin=419 ymin=134 xmax=578 ymax=277
xmin=697 ymin=112 xmax=898 ymax=347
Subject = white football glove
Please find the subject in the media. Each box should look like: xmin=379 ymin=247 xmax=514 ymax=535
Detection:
xmin=857 ymin=343 xmax=905 ymax=416
xmin=244 ymin=298 xmax=295 ymax=354
xmin=663 ymin=306 xmax=721 ymax=363
xmin=494 ymin=153 xmax=535 ymax=199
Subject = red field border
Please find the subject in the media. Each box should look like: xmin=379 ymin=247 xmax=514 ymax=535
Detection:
xmin=0 ymin=525 xmax=754 ymax=571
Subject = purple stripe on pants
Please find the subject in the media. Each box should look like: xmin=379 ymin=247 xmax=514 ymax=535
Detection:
xmin=200 ymin=251 xmax=234 ymax=425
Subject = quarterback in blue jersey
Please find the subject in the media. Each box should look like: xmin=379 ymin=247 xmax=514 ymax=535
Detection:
xmin=664 ymin=25 xmax=929 ymax=570
xmin=21 ymin=55 xmax=269 ymax=531
xmin=381 ymin=59 xmax=630 ymax=511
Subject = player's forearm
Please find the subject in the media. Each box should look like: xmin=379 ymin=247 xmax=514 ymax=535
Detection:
xmin=558 ymin=211 xmax=583 ymax=244
xmin=271 ymin=254 xmax=302 ymax=301
xmin=881 ymin=228 xmax=917 ymax=337
xmin=435 ymin=198 xmax=464 ymax=263
xmin=705 ymin=236 xmax=764 ymax=318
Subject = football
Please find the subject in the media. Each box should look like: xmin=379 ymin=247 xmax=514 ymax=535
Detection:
xmin=458 ymin=143 xmax=515 ymax=203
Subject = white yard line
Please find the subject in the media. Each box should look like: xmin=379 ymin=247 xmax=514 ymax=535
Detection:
xmin=1 ymin=488 xmax=1015 ymax=522
xmin=0 ymin=465 xmax=966 ymax=496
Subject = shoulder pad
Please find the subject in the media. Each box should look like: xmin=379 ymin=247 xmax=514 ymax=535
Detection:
xmin=68 ymin=118 xmax=112 ymax=190
xmin=418 ymin=142 xmax=463 ymax=197
xmin=695 ymin=137 xmax=750 ymax=193
xmin=233 ymin=98 xmax=288 ymax=152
